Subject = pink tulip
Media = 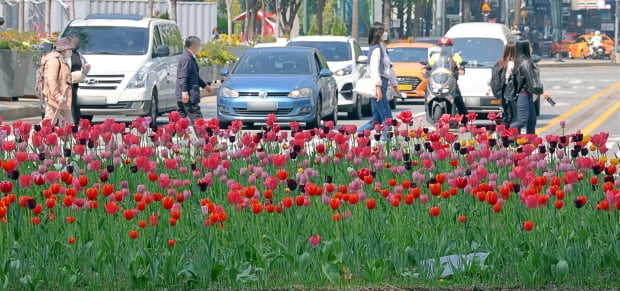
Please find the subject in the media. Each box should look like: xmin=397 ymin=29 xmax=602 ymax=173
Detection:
xmin=309 ymin=235 xmax=321 ymax=247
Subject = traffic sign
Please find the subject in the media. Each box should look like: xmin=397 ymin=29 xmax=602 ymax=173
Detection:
xmin=481 ymin=2 xmax=492 ymax=12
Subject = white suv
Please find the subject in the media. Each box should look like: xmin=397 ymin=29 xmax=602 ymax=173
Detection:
xmin=288 ymin=36 xmax=370 ymax=119
xmin=60 ymin=14 xmax=184 ymax=121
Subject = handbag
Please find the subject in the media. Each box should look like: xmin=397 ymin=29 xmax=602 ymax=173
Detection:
xmin=71 ymin=70 xmax=85 ymax=84
xmin=353 ymin=70 xmax=377 ymax=98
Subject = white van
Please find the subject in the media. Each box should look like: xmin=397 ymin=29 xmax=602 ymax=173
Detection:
xmin=445 ymin=22 xmax=516 ymax=115
xmin=61 ymin=14 xmax=184 ymax=121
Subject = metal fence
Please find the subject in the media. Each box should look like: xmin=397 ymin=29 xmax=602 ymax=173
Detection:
xmin=1 ymin=0 xmax=217 ymax=42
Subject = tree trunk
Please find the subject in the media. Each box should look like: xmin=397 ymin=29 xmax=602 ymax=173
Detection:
xmin=170 ymin=0 xmax=177 ymax=21
xmin=18 ymin=0 xmax=25 ymax=33
xmin=413 ymin=0 xmax=423 ymax=37
xmin=70 ymin=0 xmax=76 ymax=20
xmin=383 ymin=0 xmax=391 ymax=31
xmin=396 ymin=0 xmax=405 ymax=38
xmin=514 ymin=0 xmax=521 ymax=26
xmin=405 ymin=0 xmax=413 ymax=38
xmin=245 ymin=0 xmax=258 ymax=41
xmin=225 ymin=0 xmax=233 ymax=36
xmin=45 ymin=0 xmax=51 ymax=34
xmin=278 ymin=0 xmax=302 ymax=38
xmin=147 ymin=0 xmax=154 ymax=18
xmin=351 ymin=0 xmax=359 ymax=39
xmin=316 ymin=0 xmax=325 ymax=35
xmin=463 ymin=0 xmax=471 ymax=23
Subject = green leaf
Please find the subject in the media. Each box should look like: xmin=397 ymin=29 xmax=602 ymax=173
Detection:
xmin=210 ymin=264 xmax=224 ymax=281
xmin=321 ymin=262 xmax=341 ymax=284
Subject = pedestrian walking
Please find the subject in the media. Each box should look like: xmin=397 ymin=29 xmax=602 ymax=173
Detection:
xmin=175 ymin=36 xmax=213 ymax=123
xmin=42 ymin=37 xmax=74 ymax=125
xmin=511 ymin=24 xmax=521 ymax=40
xmin=492 ymin=42 xmax=517 ymax=125
xmin=357 ymin=22 xmax=400 ymax=138
xmin=510 ymin=41 xmax=545 ymax=134
xmin=68 ymin=34 xmax=90 ymax=124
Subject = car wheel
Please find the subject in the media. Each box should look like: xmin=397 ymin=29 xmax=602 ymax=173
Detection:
xmin=535 ymin=96 xmax=541 ymax=116
xmin=581 ymin=50 xmax=587 ymax=59
xmin=307 ymin=99 xmax=321 ymax=129
xmin=362 ymin=102 xmax=373 ymax=117
xmin=146 ymin=89 xmax=159 ymax=124
xmin=389 ymin=97 xmax=397 ymax=110
xmin=220 ymin=120 xmax=231 ymax=129
xmin=347 ymin=94 xmax=363 ymax=120
xmin=243 ymin=122 xmax=254 ymax=128
xmin=324 ymin=98 xmax=338 ymax=125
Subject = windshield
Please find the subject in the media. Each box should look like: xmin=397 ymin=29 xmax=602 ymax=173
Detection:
xmin=429 ymin=46 xmax=454 ymax=71
xmin=233 ymin=51 xmax=313 ymax=75
xmin=288 ymin=41 xmax=351 ymax=62
xmin=452 ymin=38 xmax=504 ymax=67
xmin=62 ymin=26 xmax=149 ymax=55
xmin=387 ymin=47 xmax=428 ymax=62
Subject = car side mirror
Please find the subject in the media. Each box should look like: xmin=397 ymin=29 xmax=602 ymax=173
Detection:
xmin=153 ymin=45 xmax=170 ymax=58
xmin=531 ymin=55 xmax=541 ymax=63
xmin=357 ymin=55 xmax=368 ymax=64
xmin=460 ymin=61 xmax=468 ymax=66
xmin=319 ymin=68 xmax=333 ymax=77
xmin=219 ymin=67 xmax=229 ymax=76
xmin=419 ymin=61 xmax=428 ymax=66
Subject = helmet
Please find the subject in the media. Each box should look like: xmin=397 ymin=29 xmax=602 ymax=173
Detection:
xmin=595 ymin=30 xmax=600 ymax=36
xmin=438 ymin=37 xmax=453 ymax=46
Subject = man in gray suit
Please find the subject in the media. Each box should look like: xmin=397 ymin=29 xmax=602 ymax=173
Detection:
xmin=176 ymin=36 xmax=213 ymax=123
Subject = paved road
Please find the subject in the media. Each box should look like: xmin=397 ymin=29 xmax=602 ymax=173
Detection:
xmin=12 ymin=66 xmax=620 ymax=156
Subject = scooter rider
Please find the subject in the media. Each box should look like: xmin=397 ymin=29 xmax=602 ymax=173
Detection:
xmin=588 ymin=31 xmax=603 ymax=56
xmin=422 ymin=37 xmax=469 ymax=125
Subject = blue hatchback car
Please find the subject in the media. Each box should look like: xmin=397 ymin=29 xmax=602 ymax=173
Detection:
xmin=217 ymin=47 xmax=338 ymax=128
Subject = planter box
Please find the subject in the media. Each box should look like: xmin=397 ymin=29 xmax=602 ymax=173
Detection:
xmin=199 ymin=64 xmax=233 ymax=84
xmin=0 ymin=50 xmax=32 ymax=101
xmin=23 ymin=51 xmax=44 ymax=98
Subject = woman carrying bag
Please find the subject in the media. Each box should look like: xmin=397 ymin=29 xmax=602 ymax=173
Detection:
xmin=69 ymin=34 xmax=91 ymax=124
xmin=356 ymin=22 xmax=400 ymax=138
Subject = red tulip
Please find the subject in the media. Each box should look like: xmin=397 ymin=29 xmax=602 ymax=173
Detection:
xmin=308 ymin=235 xmax=321 ymax=247
xmin=458 ymin=215 xmax=467 ymax=223
xmin=523 ymin=220 xmax=534 ymax=231
xmin=429 ymin=206 xmax=440 ymax=217
xmin=129 ymin=230 xmax=139 ymax=239
xmin=67 ymin=237 xmax=76 ymax=244
xmin=168 ymin=239 xmax=176 ymax=247
xmin=104 ymin=202 xmax=119 ymax=215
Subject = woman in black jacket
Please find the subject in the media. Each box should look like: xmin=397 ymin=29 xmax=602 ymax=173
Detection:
xmin=510 ymin=41 xmax=543 ymax=134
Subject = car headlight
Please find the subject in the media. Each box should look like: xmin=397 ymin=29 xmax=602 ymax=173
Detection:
xmin=220 ymin=87 xmax=239 ymax=98
xmin=334 ymin=65 xmax=353 ymax=76
xmin=127 ymin=67 xmax=148 ymax=89
xmin=288 ymin=88 xmax=312 ymax=98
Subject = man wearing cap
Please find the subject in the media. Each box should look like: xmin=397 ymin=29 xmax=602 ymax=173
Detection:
xmin=43 ymin=37 xmax=74 ymax=125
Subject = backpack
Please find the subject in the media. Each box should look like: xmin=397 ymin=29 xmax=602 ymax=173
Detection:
xmin=35 ymin=52 xmax=60 ymax=100
xmin=490 ymin=65 xmax=505 ymax=99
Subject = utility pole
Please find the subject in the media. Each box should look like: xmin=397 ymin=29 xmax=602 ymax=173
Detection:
xmin=352 ymin=0 xmax=359 ymax=39
xmin=551 ymin=0 xmax=563 ymax=62
xmin=504 ymin=0 xmax=510 ymax=26
xmin=18 ymin=0 xmax=24 ymax=33
xmin=514 ymin=0 xmax=521 ymax=26
xmin=70 ymin=0 xmax=76 ymax=20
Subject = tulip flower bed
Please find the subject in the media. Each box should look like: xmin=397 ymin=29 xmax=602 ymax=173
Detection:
xmin=0 ymin=112 xmax=619 ymax=290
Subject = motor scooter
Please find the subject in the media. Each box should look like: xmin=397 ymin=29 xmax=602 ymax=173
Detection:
xmin=422 ymin=46 xmax=466 ymax=125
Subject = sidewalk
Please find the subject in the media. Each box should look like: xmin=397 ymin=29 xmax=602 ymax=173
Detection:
xmin=0 ymin=98 xmax=41 ymax=121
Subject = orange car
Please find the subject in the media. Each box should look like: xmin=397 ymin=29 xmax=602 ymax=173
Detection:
xmin=567 ymin=33 xmax=615 ymax=59
xmin=552 ymin=33 xmax=578 ymax=56
xmin=386 ymin=42 xmax=434 ymax=99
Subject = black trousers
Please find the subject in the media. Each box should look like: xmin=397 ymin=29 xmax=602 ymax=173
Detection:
xmin=177 ymin=101 xmax=203 ymax=124
xmin=453 ymin=86 xmax=469 ymax=124
xmin=71 ymin=84 xmax=80 ymax=124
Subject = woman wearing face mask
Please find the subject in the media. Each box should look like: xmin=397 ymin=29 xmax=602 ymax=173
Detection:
xmin=68 ymin=34 xmax=90 ymax=124
xmin=357 ymin=22 xmax=400 ymax=138
xmin=43 ymin=37 xmax=74 ymax=125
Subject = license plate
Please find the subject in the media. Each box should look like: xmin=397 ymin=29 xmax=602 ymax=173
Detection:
xmin=78 ymin=96 xmax=106 ymax=105
xmin=490 ymin=99 xmax=501 ymax=105
xmin=247 ymin=100 xmax=277 ymax=111
xmin=397 ymin=84 xmax=413 ymax=91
